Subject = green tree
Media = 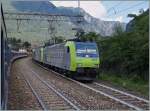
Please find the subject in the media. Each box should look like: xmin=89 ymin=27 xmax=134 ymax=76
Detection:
xmin=23 ymin=41 xmax=31 ymax=48
xmin=127 ymin=14 xmax=137 ymax=18
xmin=53 ymin=36 xmax=65 ymax=44
xmin=78 ymin=32 xmax=100 ymax=42
xmin=8 ymin=37 xmax=22 ymax=50
xmin=113 ymin=24 xmax=124 ymax=36
xmin=99 ymin=9 xmax=149 ymax=81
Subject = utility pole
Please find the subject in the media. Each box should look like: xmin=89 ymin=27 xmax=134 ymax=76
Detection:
xmin=71 ymin=0 xmax=84 ymax=40
xmin=78 ymin=0 xmax=81 ymax=17
xmin=78 ymin=0 xmax=80 ymax=10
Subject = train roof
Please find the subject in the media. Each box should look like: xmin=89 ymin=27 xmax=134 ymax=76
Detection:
xmin=33 ymin=40 xmax=97 ymax=50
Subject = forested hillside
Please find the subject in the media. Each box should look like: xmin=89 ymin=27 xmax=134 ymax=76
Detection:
xmin=99 ymin=9 xmax=149 ymax=81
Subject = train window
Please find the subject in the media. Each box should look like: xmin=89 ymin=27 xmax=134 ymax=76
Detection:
xmin=67 ymin=46 xmax=70 ymax=53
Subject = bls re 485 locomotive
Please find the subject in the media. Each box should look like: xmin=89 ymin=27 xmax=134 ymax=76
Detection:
xmin=32 ymin=41 xmax=100 ymax=81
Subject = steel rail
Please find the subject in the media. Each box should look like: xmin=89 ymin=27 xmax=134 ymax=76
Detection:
xmin=34 ymin=62 xmax=146 ymax=111
xmin=94 ymin=82 xmax=149 ymax=103
xmin=30 ymin=69 xmax=80 ymax=110
xmin=21 ymin=72 xmax=47 ymax=110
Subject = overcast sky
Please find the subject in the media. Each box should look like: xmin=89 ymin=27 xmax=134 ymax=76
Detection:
xmin=51 ymin=0 xmax=149 ymax=23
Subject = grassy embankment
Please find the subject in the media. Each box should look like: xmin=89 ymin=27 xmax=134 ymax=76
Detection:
xmin=97 ymin=73 xmax=149 ymax=97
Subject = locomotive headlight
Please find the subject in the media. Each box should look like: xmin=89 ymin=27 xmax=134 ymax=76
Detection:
xmin=77 ymin=63 xmax=82 ymax=67
xmin=95 ymin=64 xmax=99 ymax=68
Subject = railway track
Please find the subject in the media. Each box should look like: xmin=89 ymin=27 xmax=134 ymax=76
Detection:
xmin=21 ymin=67 xmax=80 ymax=110
xmin=89 ymin=82 xmax=149 ymax=110
xmin=35 ymin=62 xmax=149 ymax=110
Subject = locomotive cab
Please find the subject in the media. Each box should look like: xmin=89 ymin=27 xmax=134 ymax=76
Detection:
xmin=74 ymin=42 xmax=100 ymax=81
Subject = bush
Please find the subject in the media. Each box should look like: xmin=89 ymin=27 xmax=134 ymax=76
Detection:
xmin=99 ymin=10 xmax=149 ymax=81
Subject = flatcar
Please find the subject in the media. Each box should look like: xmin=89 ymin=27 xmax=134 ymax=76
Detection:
xmin=32 ymin=41 xmax=100 ymax=81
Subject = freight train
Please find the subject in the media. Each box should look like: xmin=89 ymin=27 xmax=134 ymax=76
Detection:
xmin=32 ymin=41 xmax=100 ymax=81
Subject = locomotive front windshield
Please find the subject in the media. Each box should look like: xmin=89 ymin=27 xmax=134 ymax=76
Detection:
xmin=75 ymin=42 xmax=99 ymax=58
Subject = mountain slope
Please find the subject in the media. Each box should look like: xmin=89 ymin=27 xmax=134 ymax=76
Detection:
xmin=11 ymin=1 xmax=126 ymax=36
xmin=4 ymin=1 xmax=126 ymax=45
